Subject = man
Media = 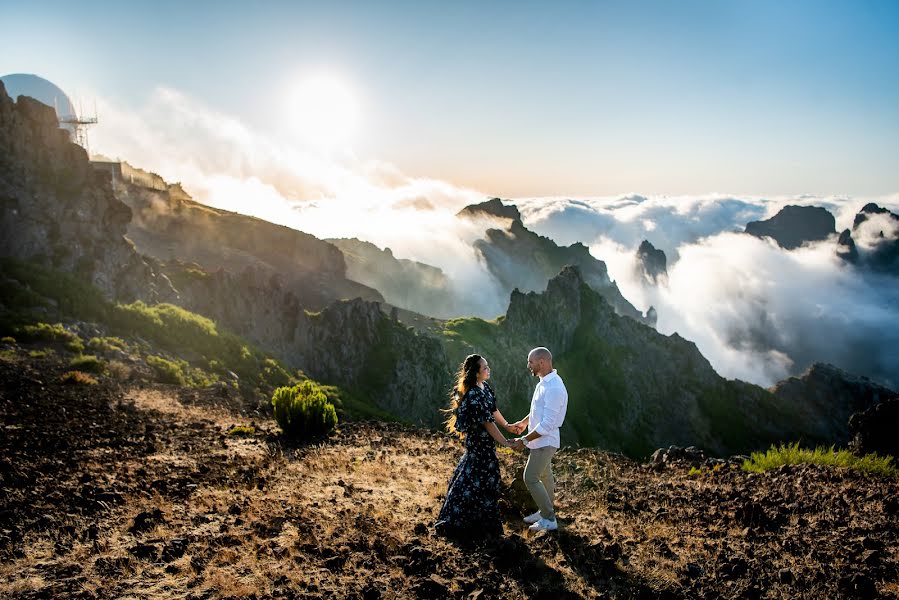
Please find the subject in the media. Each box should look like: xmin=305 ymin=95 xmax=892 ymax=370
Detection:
xmin=510 ymin=347 xmax=568 ymax=532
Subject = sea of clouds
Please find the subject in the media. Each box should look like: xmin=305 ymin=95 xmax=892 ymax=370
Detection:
xmin=91 ymin=87 xmax=899 ymax=390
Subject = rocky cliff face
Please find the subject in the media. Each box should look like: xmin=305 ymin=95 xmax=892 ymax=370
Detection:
xmin=769 ymin=362 xmax=896 ymax=446
xmin=636 ymin=239 xmax=667 ymax=284
xmin=326 ymin=238 xmax=456 ymax=318
xmin=0 ymin=82 xmax=172 ymax=302
xmin=458 ymin=198 xmax=652 ymax=325
xmin=745 ymin=205 xmax=836 ymax=250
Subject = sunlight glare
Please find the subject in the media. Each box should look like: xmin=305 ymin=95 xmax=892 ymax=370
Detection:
xmin=289 ymin=72 xmax=360 ymax=150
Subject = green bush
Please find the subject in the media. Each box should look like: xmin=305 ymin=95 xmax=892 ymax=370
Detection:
xmin=87 ymin=336 xmax=127 ymax=354
xmin=272 ymin=381 xmax=338 ymax=439
xmin=147 ymin=354 xmax=187 ymax=385
xmin=1 ymin=336 xmax=15 ymax=344
xmin=227 ymin=425 xmax=256 ymax=437
xmin=69 ymin=354 xmax=104 ymax=373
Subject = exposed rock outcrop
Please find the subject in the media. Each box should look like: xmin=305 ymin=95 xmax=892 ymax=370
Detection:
xmin=849 ymin=398 xmax=899 ymax=458
xmin=769 ymin=363 xmax=896 ymax=446
xmin=745 ymin=205 xmax=836 ymax=250
xmin=840 ymin=202 xmax=899 ymax=273
xmin=459 ymin=198 xmax=650 ymax=325
xmin=636 ymin=239 xmax=667 ymax=284
xmin=0 ymin=81 xmax=173 ymax=302
xmin=836 ymin=228 xmax=859 ymax=263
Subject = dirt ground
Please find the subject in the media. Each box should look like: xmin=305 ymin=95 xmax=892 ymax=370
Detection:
xmin=1 ymin=350 xmax=897 ymax=599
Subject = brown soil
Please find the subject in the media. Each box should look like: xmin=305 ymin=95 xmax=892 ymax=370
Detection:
xmin=1 ymin=350 xmax=897 ymax=599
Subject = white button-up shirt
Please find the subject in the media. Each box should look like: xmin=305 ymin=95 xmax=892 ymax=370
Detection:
xmin=526 ymin=369 xmax=568 ymax=449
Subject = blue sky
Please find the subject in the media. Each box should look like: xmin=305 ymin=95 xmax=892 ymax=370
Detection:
xmin=2 ymin=0 xmax=898 ymax=196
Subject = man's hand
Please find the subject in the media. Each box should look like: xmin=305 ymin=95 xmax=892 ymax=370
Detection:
xmin=510 ymin=439 xmax=526 ymax=452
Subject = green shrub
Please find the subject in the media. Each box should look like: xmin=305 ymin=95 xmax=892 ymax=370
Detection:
xmin=69 ymin=354 xmax=104 ymax=373
xmin=272 ymin=381 xmax=338 ymax=439
xmin=743 ymin=442 xmax=897 ymax=477
xmin=61 ymin=370 xmax=98 ymax=385
xmin=146 ymin=354 xmax=187 ymax=385
xmin=21 ymin=322 xmax=78 ymax=344
xmin=1 ymin=336 xmax=15 ymax=344
xmin=87 ymin=336 xmax=127 ymax=354
xmin=227 ymin=425 xmax=256 ymax=437
xmin=29 ymin=349 xmax=54 ymax=358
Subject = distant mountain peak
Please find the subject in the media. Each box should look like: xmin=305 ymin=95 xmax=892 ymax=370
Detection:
xmin=744 ymin=205 xmax=836 ymax=250
xmin=457 ymin=197 xmax=522 ymax=222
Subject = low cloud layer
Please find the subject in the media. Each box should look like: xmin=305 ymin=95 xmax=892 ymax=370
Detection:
xmin=518 ymin=195 xmax=899 ymax=389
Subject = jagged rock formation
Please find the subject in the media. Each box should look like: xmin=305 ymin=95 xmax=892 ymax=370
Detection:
xmin=769 ymin=363 xmax=896 ymax=446
xmin=849 ymin=398 xmax=899 ymax=458
xmin=326 ymin=238 xmax=456 ymax=318
xmin=838 ymin=203 xmax=899 ymax=273
xmin=0 ymin=81 xmax=172 ymax=302
xmin=745 ymin=205 xmax=836 ymax=250
xmin=458 ymin=198 xmax=650 ymax=325
xmin=116 ymin=179 xmax=380 ymax=309
xmin=836 ymin=228 xmax=859 ymax=263
xmin=636 ymin=240 xmax=667 ymax=284
xmin=444 ymin=266 xmax=822 ymax=456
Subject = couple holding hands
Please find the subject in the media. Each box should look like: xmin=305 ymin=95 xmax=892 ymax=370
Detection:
xmin=435 ymin=347 xmax=569 ymax=538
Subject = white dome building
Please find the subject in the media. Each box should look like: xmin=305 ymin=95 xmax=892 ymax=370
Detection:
xmin=0 ymin=73 xmax=96 ymax=149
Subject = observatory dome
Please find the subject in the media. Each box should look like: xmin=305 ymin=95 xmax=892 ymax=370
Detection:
xmin=0 ymin=73 xmax=77 ymax=123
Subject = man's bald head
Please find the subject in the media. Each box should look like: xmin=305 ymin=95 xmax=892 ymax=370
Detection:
xmin=527 ymin=347 xmax=553 ymax=377
xmin=528 ymin=347 xmax=552 ymax=362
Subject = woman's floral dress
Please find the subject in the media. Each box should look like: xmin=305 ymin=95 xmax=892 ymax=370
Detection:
xmin=435 ymin=383 xmax=502 ymax=537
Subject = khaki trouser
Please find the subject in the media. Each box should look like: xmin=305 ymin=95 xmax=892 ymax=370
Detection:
xmin=524 ymin=446 xmax=557 ymax=519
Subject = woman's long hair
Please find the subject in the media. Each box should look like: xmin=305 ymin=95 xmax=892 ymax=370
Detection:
xmin=444 ymin=354 xmax=483 ymax=438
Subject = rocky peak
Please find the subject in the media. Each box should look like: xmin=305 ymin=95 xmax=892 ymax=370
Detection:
xmin=744 ymin=205 xmax=836 ymax=250
xmin=504 ymin=265 xmax=586 ymax=352
xmin=456 ymin=197 xmax=522 ymax=223
xmin=636 ymin=240 xmax=667 ymax=284
xmin=836 ymin=229 xmax=858 ymax=263
xmin=459 ymin=199 xmax=651 ymax=325
xmin=853 ymin=202 xmax=894 ymax=228
xmin=841 ymin=203 xmax=899 ymax=273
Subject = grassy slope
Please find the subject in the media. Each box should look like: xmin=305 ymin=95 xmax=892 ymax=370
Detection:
xmin=0 ymin=257 xmax=382 ymax=422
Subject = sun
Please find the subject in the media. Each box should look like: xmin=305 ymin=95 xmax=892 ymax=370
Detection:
xmin=288 ymin=72 xmax=360 ymax=149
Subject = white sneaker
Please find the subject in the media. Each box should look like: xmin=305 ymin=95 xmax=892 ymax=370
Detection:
xmin=523 ymin=511 xmax=542 ymax=524
xmin=528 ymin=517 xmax=558 ymax=531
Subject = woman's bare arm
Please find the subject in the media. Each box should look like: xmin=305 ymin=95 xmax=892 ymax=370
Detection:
xmin=483 ymin=421 xmax=511 ymax=446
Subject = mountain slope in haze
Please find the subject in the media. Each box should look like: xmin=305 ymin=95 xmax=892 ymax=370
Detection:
xmin=326 ymin=237 xmax=457 ymax=318
xmin=458 ymin=198 xmax=654 ymax=326
xmin=116 ymin=169 xmax=381 ymax=310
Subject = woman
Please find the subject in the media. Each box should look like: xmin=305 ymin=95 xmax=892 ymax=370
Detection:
xmin=435 ymin=354 xmax=518 ymax=538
